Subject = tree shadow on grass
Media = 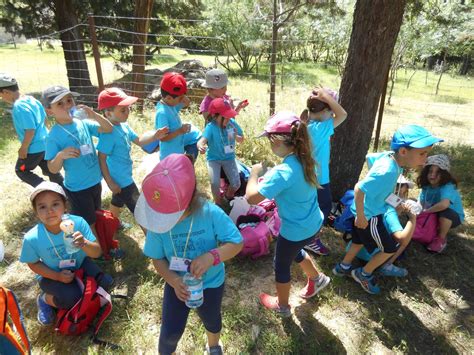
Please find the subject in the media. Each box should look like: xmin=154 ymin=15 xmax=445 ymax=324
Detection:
xmin=282 ymin=302 xmax=347 ymax=354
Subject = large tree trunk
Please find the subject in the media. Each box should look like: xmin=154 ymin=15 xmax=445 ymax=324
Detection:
xmin=132 ymin=0 xmax=154 ymax=112
xmin=54 ymin=0 xmax=93 ymax=99
xmin=329 ymin=0 xmax=406 ymax=200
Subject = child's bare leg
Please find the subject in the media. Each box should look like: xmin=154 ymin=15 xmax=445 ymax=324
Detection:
xmin=276 ymin=282 xmax=291 ymax=308
xmin=299 ymin=253 xmax=319 ymax=279
xmin=437 ymin=216 xmax=452 ymax=240
xmin=387 ymin=235 xmax=411 ymax=264
xmin=342 ymin=242 xmax=364 ymax=265
xmin=363 ymin=252 xmax=394 ymax=274
xmin=206 ymin=330 xmax=220 ymax=348
xmin=44 ymin=293 xmax=57 ymax=308
xmin=110 ymin=205 xmax=121 ymax=218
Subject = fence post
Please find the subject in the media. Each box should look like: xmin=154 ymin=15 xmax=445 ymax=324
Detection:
xmin=87 ymin=14 xmax=104 ymax=92
xmin=374 ymin=65 xmax=390 ymax=151
xmin=269 ymin=0 xmax=278 ymax=116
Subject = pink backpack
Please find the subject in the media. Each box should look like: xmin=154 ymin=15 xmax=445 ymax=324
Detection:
xmin=412 ymin=212 xmax=438 ymax=245
xmin=236 ymin=213 xmax=271 ymax=259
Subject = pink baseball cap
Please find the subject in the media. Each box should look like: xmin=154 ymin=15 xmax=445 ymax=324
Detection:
xmin=98 ymin=88 xmax=138 ymax=110
xmin=134 ymin=154 xmax=196 ymax=233
xmin=208 ymin=98 xmax=237 ymax=118
xmin=258 ymin=111 xmax=300 ymax=137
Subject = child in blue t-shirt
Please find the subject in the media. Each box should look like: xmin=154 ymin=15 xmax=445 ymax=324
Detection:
xmin=42 ymin=85 xmax=113 ymax=231
xmin=417 ymin=154 xmax=464 ymax=253
xmin=245 ymin=111 xmax=330 ymax=317
xmin=155 ymin=72 xmax=191 ymax=160
xmin=134 ymin=154 xmax=242 ymax=354
xmin=197 ymin=98 xmax=244 ymax=206
xmin=0 ymin=73 xmax=63 ymax=187
xmin=183 ymin=123 xmax=203 ymax=160
xmin=300 ymin=87 xmax=347 ymax=256
xmin=96 ymin=88 xmax=168 ymax=228
xmin=19 ymin=182 xmax=112 ymax=325
xmin=333 ymin=125 xmax=443 ymax=294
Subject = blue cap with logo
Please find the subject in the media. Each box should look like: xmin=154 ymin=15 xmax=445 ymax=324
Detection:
xmin=390 ymin=124 xmax=443 ymax=151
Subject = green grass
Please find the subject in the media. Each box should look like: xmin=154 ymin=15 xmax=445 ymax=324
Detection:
xmin=0 ymin=43 xmax=473 ymax=354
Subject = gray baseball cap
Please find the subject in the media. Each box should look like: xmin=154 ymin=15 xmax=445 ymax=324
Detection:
xmin=0 ymin=73 xmax=17 ymax=88
xmin=202 ymin=68 xmax=229 ymax=89
xmin=41 ymin=85 xmax=80 ymax=106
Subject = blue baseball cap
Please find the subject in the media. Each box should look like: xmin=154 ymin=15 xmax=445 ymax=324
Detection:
xmin=390 ymin=125 xmax=443 ymax=150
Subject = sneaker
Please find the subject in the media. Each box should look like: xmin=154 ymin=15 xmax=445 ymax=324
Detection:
xmin=299 ymin=273 xmax=331 ymax=299
xmin=205 ymin=340 xmax=224 ymax=355
xmin=332 ymin=263 xmax=352 ymax=277
xmin=351 ymin=268 xmax=380 ymax=295
xmin=427 ymin=237 xmax=447 ymax=253
xmin=379 ymin=263 xmax=408 ymax=277
xmin=36 ymin=294 xmax=55 ymax=325
xmin=259 ymin=293 xmax=291 ymax=318
xmin=304 ymin=238 xmax=330 ymax=256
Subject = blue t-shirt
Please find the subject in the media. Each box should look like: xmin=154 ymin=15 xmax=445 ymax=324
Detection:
xmin=97 ymin=123 xmax=138 ymax=188
xmin=350 ymin=153 xmax=401 ymax=219
xmin=183 ymin=123 xmax=202 ymax=146
xmin=258 ymin=154 xmax=323 ymax=241
xmin=419 ymin=183 xmax=465 ymax=222
xmin=12 ymin=95 xmax=49 ymax=154
xmin=203 ymin=119 xmax=243 ymax=161
xmin=19 ymin=215 xmax=96 ymax=273
xmin=307 ymin=119 xmax=334 ymax=185
xmin=155 ymin=102 xmax=184 ymax=160
xmin=143 ymin=201 xmax=242 ymax=289
xmin=45 ymin=119 xmax=102 ymax=191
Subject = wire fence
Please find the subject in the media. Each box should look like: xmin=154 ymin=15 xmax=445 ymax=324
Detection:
xmin=1 ymin=14 xmax=472 ymax=146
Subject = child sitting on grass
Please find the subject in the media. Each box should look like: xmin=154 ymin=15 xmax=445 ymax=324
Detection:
xmin=96 ymin=87 xmax=168 ymax=230
xmin=19 ymin=182 xmax=112 ymax=325
xmin=417 ymin=154 xmax=464 ymax=253
xmin=135 ymin=154 xmax=242 ymax=354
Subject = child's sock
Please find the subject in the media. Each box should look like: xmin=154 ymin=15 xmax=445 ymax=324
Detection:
xmin=312 ymin=274 xmax=323 ymax=283
xmin=41 ymin=293 xmax=47 ymax=303
xmin=340 ymin=263 xmax=351 ymax=270
xmin=361 ymin=270 xmax=372 ymax=278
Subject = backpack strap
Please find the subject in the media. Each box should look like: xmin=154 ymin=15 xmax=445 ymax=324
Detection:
xmin=0 ymin=287 xmax=31 ymax=355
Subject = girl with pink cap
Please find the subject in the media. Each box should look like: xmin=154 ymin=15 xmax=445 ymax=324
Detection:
xmin=135 ymin=154 xmax=243 ymax=354
xmin=246 ymin=111 xmax=331 ymax=317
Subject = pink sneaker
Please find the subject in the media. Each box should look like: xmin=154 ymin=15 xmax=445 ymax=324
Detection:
xmin=299 ymin=273 xmax=331 ymax=299
xmin=427 ymin=236 xmax=447 ymax=253
xmin=259 ymin=293 xmax=291 ymax=317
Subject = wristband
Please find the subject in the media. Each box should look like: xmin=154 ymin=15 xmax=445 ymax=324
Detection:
xmin=209 ymin=248 xmax=221 ymax=266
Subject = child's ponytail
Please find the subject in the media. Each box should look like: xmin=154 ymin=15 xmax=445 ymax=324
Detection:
xmin=290 ymin=121 xmax=319 ymax=188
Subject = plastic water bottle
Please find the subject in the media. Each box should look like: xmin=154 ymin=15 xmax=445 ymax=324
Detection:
xmin=183 ymin=272 xmax=203 ymax=308
xmin=60 ymin=215 xmax=79 ymax=254
xmin=70 ymin=106 xmax=88 ymax=120
xmin=0 ymin=240 xmax=4 ymax=262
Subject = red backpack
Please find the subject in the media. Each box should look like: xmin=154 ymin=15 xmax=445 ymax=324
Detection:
xmin=95 ymin=210 xmax=120 ymax=260
xmin=0 ymin=287 xmax=30 ymax=355
xmin=55 ymin=269 xmax=112 ymax=338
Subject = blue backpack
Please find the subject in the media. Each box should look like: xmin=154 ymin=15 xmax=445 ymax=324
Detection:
xmin=333 ymin=190 xmax=355 ymax=241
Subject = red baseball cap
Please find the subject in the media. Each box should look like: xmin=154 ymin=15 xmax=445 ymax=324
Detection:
xmin=160 ymin=72 xmax=187 ymax=96
xmin=208 ymin=98 xmax=237 ymax=118
xmin=98 ymin=88 xmax=138 ymax=110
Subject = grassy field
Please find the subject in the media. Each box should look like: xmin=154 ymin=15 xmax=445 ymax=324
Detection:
xmin=0 ymin=44 xmax=473 ymax=354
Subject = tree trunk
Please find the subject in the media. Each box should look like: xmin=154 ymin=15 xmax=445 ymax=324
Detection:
xmin=329 ymin=0 xmax=406 ymax=200
xmin=459 ymin=54 xmax=470 ymax=75
xmin=132 ymin=0 xmax=154 ymax=113
xmin=54 ymin=0 xmax=93 ymax=99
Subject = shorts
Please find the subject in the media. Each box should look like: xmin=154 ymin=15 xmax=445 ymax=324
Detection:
xmin=64 ymin=183 xmax=102 ymax=225
xmin=111 ymin=182 xmax=139 ymax=213
xmin=351 ymin=215 xmax=399 ymax=254
xmin=438 ymin=208 xmax=461 ymax=228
